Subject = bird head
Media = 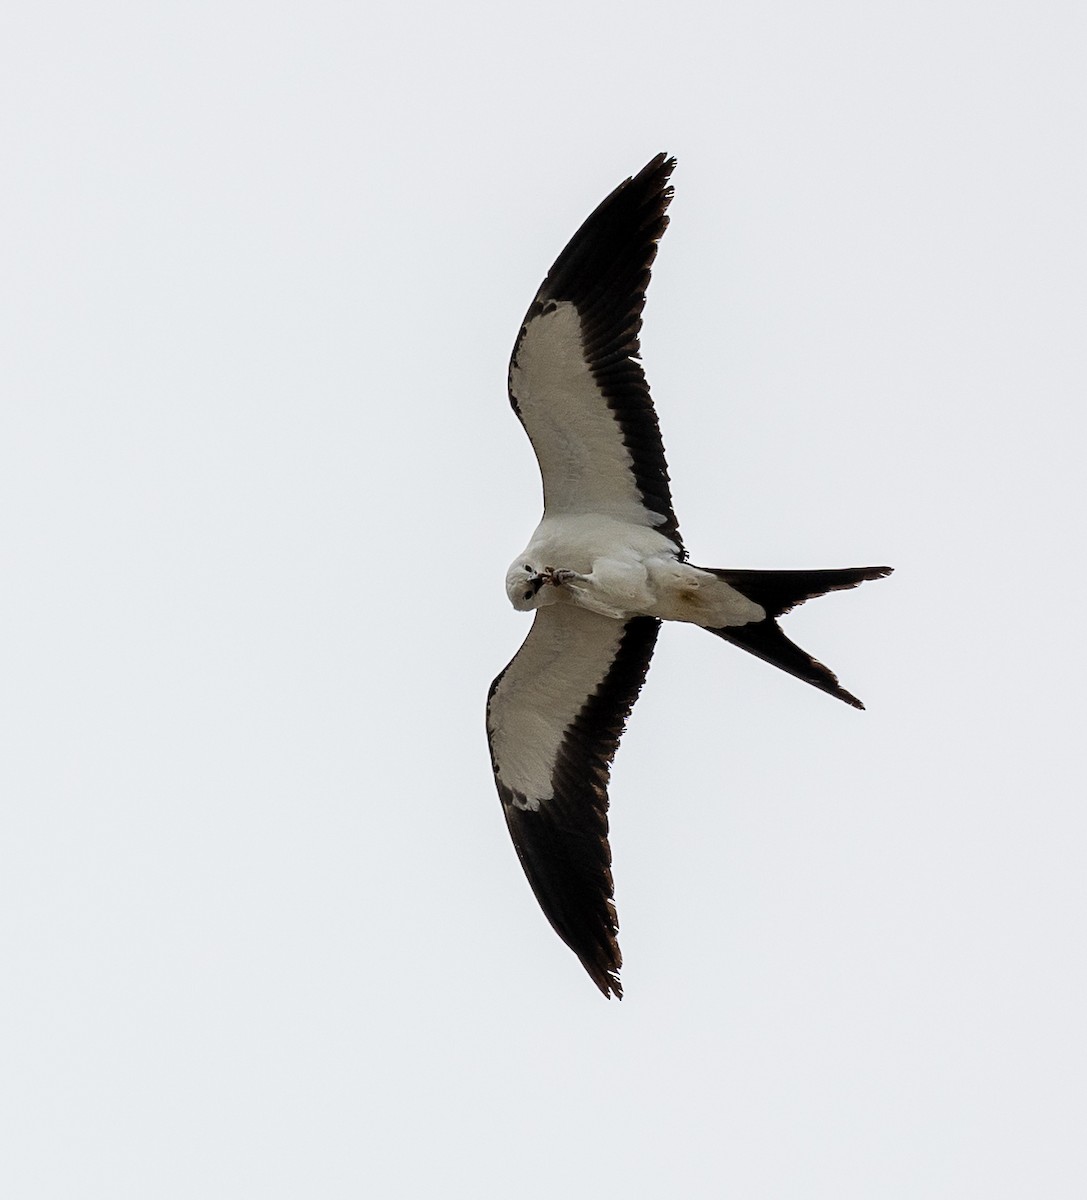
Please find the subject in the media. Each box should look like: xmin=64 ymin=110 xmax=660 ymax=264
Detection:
xmin=505 ymin=560 xmax=553 ymax=612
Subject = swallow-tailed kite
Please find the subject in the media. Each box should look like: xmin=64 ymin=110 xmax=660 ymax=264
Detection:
xmin=487 ymin=154 xmax=891 ymax=998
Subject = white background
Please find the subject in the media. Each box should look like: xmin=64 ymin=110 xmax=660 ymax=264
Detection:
xmin=3 ymin=3 xmax=1085 ymax=1196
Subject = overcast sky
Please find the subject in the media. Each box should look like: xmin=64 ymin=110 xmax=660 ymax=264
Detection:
xmin=3 ymin=2 xmax=1086 ymax=1196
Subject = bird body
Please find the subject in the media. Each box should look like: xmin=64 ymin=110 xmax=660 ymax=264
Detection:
xmin=487 ymin=154 xmax=891 ymax=997
xmin=508 ymin=513 xmax=766 ymax=626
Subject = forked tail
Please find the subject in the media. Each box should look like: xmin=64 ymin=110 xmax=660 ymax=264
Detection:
xmin=702 ymin=566 xmax=893 ymax=709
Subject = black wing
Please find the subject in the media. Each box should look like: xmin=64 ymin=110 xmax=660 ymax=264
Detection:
xmin=508 ymin=153 xmax=684 ymax=552
xmin=487 ymin=606 xmax=660 ymax=998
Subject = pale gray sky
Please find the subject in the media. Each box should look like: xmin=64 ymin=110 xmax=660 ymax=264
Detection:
xmin=3 ymin=2 xmax=1085 ymax=1196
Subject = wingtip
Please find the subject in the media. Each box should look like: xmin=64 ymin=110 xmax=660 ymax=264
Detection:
xmin=579 ymin=922 xmax=624 ymax=999
xmin=644 ymin=150 xmax=676 ymax=173
xmin=590 ymin=967 xmax=624 ymax=1000
xmin=637 ymin=152 xmax=677 ymax=196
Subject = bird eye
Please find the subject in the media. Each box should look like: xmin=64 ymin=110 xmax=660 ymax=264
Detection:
xmin=523 ymin=564 xmax=533 ymax=573
xmin=522 ymin=590 xmax=533 ymax=601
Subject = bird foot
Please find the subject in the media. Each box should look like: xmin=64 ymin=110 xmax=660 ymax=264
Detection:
xmin=546 ymin=568 xmax=586 ymax=587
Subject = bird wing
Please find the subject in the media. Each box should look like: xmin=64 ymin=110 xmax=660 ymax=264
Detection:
xmin=486 ymin=605 xmax=660 ymax=998
xmin=507 ymin=153 xmax=683 ymax=552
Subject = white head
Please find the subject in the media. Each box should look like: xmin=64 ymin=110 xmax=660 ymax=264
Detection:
xmin=505 ymin=558 xmax=556 ymax=612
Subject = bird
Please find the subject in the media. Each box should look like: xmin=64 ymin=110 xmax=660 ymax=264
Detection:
xmin=486 ymin=153 xmax=891 ymax=999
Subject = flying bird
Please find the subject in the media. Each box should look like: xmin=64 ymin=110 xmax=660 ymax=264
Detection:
xmin=486 ymin=154 xmax=891 ymax=998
